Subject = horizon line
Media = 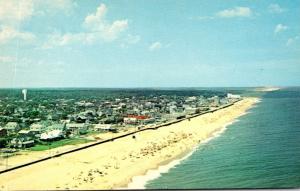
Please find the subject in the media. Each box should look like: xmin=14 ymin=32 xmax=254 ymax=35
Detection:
xmin=0 ymin=85 xmax=293 ymax=90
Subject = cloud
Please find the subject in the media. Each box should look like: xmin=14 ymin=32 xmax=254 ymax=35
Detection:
xmin=286 ymin=35 xmax=299 ymax=46
xmin=84 ymin=3 xmax=107 ymax=29
xmin=42 ymin=32 xmax=85 ymax=48
xmin=0 ymin=0 xmax=76 ymax=24
xmin=83 ymin=3 xmax=128 ymax=41
xmin=0 ymin=0 xmax=34 ymax=24
xmin=32 ymin=0 xmax=77 ymax=17
xmin=126 ymin=34 xmax=141 ymax=44
xmin=43 ymin=3 xmax=128 ymax=48
xmin=216 ymin=7 xmax=252 ymax=18
xmin=0 ymin=0 xmax=76 ymax=46
xmin=0 ymin=26 xmax=35 ymax=44
xmin=120 ymin=34 xmax=141 ymax=48
xmin=149 ymin=42 xmax=162 ymax=51
xmin=38 ymin=0 xmax=77 ymax=14
xmin=268 ymin=4 xmax=285 ymax=14
xmin=274 ymin=24 xmax=288 ymax=34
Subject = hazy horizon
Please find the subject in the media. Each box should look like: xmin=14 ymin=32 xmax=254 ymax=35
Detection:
xmin=0 ymin=85 xmax=290 ymax=90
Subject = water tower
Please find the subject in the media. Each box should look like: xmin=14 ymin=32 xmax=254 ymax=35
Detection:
xmin=22 ymin=89 xmax=27 ymax=101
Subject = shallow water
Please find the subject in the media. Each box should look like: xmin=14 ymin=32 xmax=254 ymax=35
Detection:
xmin=146 ymin=88 xmax=300 ymax=189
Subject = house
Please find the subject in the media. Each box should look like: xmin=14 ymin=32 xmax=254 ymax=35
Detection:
xmin=4 ymin=122 xmax=20 ymax=135
xmin=10 ymin=137 xmax=35 ymax=148
xmin=184 ymin=107 xmax=198 ymax=114
xmin=18 ymin=130 xmax=35 ymax=138
xmin=75 ymin=115 xmax=87 ymax=123
xmin=185 ymin=96 xmax=197 ymax=102
xmin=29 ymin=123 xmax=46 ymax=137
xmin=40 ymin=124 xmax=66 ymax=141
xmin=208 ymin=96 xmax=220 ymax=107
xmin=227 ymin=93 xmax=241 ymax=99
xmin=94 ymin=124 xmax=117 ymax=133
xmin=66 ymin=123 xmax=88 ymax=135
xmin=140 ymin=118 xmax=155 ymax=124
xmin=0 ymin=128 xmax=7 ymax=138
xmin=124 ymin=115 xmax=150 ymax=125
xmin=123 ymin=117 xmax=137 ymax=125
xmin=40 ymin=129 xmax=63 ymax=140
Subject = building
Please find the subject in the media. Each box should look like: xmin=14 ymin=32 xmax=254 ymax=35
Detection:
xmin=123 ymin=117 xmax=137 ymax=125
xmin=22 ymin=89 xmax=27 ymax=101
xmin=40 ymin=129 xmax=63 ymax=140
xmin=4 ymin=122 xmax=20 ymax=134
xmin=140 ymin=117 xmax=155 ymax=124
xmin=40 ymin=124 xmax=66 ymax=140
xmin=18 ymin=130 xmax=35 ymax=138
xmin=184 ymin=107 xmax=198 ymax=114
xmin=29 ymin=123 xmax=46 ymax=137
xmin=208 ymin=96 xmax=220 ymax=107
xmin=0 ymin=128 xmax=7 ymax=138
xmin=10 ymin=138 xmax=34 ymax=148
xmin=94 ymin=124 xmax=117 ymax=133
xmin=124 ymin=115 xmax=150 ymax=125
xmin=185 ymin=96 xmax=197 ymax=102
xmin=227 ymin=93 xmax=241 ymax=99
xmin=66 ymin=123 xmax=88 ymax=135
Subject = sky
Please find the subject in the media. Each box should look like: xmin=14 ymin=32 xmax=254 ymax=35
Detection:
xmin=0 ymin=0 xmax=300 ymax=88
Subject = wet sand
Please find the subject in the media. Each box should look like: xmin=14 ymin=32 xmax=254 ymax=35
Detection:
xmin=0 ymin=97 xmax=259 ymax=190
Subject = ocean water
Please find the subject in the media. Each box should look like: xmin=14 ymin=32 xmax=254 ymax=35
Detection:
xmin=146 ymin=88 xmax=300 ymax=189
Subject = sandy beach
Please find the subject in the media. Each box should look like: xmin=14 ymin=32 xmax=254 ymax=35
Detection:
xmin=0 ymin=127 xmax=138 ymax=171
xmin=0 ymin=97 xmax=259 ymax=190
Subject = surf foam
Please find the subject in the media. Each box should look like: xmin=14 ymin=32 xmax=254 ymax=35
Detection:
xmin=124 ymin=119 xmax=240 ymax=189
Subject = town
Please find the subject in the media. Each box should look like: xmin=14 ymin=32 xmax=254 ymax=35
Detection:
xmin=0 ymin=89 xmax=241 ymax=151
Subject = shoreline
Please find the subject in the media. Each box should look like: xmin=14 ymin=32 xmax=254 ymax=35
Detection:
xmin=125 ymin=114 xmax=247 ymax=189
xmin=0 ymin=97 xmax=260 ymax=190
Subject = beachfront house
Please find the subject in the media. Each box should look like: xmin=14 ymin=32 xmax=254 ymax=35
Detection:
xmin=94 ymin=124 xmax=118 ymax=133
xmin=227 ymin=93 xmax=241 ymax=99
xmin=208 ymin=96 xmax=221 ymax=107
xmin=40 ymin=129 xmax=64 ymax=141
xmin=140 ymin=117 xmax=156 ymax=125
xmin=10 ymin=137 xmax=35 ymax=148
xmin=124 ymin=115 xmax=150 ymax=125
xmin=123 ymin=117 xmax=137 ymax=125
xmin=40 ymin=124 xmax=66 ymax=141
xmin=66 ymin=123 xmax=88 ymax=135
xmin=184 ymin=107 xmax=198 ymax=114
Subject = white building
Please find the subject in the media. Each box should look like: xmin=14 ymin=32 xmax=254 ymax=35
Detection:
xmin=227 ymin=93 xmax=241 ymax=99
xmin=123 ymin=117 xmax=137 ymax=124
xmin=22 ymin=89 xmax=27 ymax=101
xmin=94 ymin=124 xmax=117 ymax=132
xmin=40 ymin=129 xmax=63 ymax=140
xmin=66 ymin=123 xmax=88 ymax=135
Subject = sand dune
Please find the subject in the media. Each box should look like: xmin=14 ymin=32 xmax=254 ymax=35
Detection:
xmin=0 ymin=97 xmax=259 ymax=190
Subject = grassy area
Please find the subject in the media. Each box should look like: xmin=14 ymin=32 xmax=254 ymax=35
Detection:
xmin=29 ymin=138 xmax=93 ymax=151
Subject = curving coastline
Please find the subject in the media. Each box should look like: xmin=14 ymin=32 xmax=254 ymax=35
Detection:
xmin=125 ymin=108 xmax=256 ymax=189
xmin=125 ymin=120 xmax=235 ymax=189
xmin=0 ymin=97 xmax=260 ymax=190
